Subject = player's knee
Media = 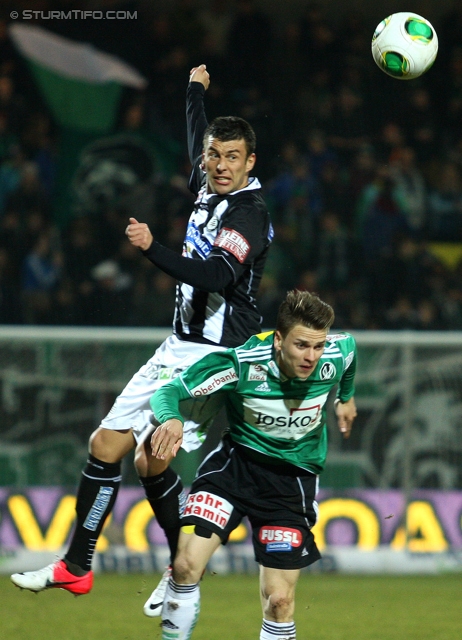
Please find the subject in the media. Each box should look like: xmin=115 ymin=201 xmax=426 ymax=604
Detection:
xmin=172 ymin=551 xmax=202 ymax=584
xmin=134 ymin=439 xmax=150 ymax=476
xmin=265 ymin=592 xmax=294 ymax=621
xmin=146 ymin=455 xmax=170 ymax=475
xmin=89 ymin=427 xmax=133 ymax=462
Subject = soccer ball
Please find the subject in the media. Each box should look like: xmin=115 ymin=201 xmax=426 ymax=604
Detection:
xmin=371 ymin=12 xmax=438 ymax=80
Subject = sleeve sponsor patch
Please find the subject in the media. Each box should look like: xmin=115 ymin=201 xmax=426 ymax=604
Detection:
xmin=344 ymin=351 xmax=354 ymax=370
xmin=190 ymin=367 xmax=238 ymax=396
xmin=213 ymin=227 xmax=251 ymax=263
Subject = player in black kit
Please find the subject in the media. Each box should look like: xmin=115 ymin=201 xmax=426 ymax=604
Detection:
xmin=11 ymin=64 xmax=273 ymax=618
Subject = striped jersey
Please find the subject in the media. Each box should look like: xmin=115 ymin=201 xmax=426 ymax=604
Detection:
xmin=151 ymin=331 xmax=357 ymax=473
xmin=175 ymin=81 xmax=273 ymax=348
xmin=174 ymin=180 xmax=273 ymax=347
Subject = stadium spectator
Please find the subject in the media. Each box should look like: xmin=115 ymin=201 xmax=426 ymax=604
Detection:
xmin=355 ymin=165 xmax=411 ymax=321
xmin=0 ymin=245 xmax=21 ymax=322
xmin=0 ymin=2 xmax=460 ymax=333
xmin=299 ymin=2 xmax=339 ymax=77
xmin=315 ymin=211 xmax=350 ymax=293
xmin=327 ymin=85 xmax=372 ymax=165
xmin=0 ymin=143 xmax=23 ymax=217
xmin=198 ymin=0 xmax=234 ymax=58
xmin=389 ymin=145 xmax=428 ymax=236
xmin=0 ymin=110 xmax=17 ymax=161
xmin=400 ymin=86 xmax=439 ymax=166
xmin=87 ymin=258 xmax=134 ymax=326
xmin=129 ymin=270 xmax=176 ymax=327
xmin=226 ymin=0 xmax=273 ymax=92
xmin=21 ymin=228 xmax=62 ymax=324
xmin=4 ymin=160 xmax=50 ymax=220
xmin=384 ymin=295 xmax=417 ymax=330
xmin=426 ymin=161 xmax=462 ymax=241
xmin=0 ymin=74 xmax=26 ymax=138
xmin=375 ymin=121 xmax=407 ymax=164
xmin=60 ymin=216 xmax=101 ymax=324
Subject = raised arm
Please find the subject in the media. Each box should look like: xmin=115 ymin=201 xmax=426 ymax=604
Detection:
xmin=186 ymin=64 xmax=210 ymax=166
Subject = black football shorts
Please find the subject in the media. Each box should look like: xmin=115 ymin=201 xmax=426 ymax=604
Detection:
xmin=180 ymin=435 xmax=321 ymax=570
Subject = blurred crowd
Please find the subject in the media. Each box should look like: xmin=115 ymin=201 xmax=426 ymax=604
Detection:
xmin=1 ymin=0 xmax=462 ymax=330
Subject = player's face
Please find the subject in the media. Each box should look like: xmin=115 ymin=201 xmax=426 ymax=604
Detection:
xmin=274 ymin=324 xmax=327 ymax=380
xmin=203 ymin=136 xmax=256 ymax=195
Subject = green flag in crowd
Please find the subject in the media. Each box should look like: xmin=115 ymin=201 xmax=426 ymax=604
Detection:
xmin=8 ymin=23 xmax=147 ymax=133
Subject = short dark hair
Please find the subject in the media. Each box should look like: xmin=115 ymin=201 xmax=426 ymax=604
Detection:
xmin=203 ymin=116 xmax=256 ymax=156
xmin=276 ymin=290 xmax=334 ymax=336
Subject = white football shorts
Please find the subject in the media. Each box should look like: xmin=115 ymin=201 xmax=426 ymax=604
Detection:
xmin=99 ymin=334 xmax=226 ymax=452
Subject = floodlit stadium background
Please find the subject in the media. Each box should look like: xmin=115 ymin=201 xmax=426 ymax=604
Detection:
xmin=0 ymin=1 xmax=461 ymax=574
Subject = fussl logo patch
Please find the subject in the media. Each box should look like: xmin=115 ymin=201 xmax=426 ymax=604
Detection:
xmin=259 ymin=526 xmax=303 ymax=552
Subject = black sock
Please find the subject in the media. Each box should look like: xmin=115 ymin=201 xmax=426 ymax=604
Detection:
xmin=140 ymin=467 xmax=184 ymax=564
xmin=64 ymin=454 xmax=121 ymax=573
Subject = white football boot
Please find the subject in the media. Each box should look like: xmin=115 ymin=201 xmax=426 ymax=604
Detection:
xmin=143 ymin=566 xmax=172 ymax=617
xmin=11 ymin=559 xmax=93 ymax=595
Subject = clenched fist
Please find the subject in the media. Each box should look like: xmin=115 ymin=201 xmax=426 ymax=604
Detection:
xmin=125 ymin=217 xmax=153 ymax=251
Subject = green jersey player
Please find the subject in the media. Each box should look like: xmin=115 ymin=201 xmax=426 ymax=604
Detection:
xmin=149 ymin=289 xmax=357 ymax=640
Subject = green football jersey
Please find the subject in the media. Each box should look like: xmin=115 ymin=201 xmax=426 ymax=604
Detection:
xmin=151 ymin=331 xmax=357 ymax=474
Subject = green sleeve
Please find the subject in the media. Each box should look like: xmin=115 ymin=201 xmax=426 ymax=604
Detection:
xmin=150 ymin=377 xmax=191 ymax=424
xmin=150 ymin=348 xmax=239 ymax=424
xmin=337 ymin=337 xmax=357 ymax=402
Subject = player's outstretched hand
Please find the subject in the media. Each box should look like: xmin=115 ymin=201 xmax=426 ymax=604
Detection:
xmin=125 ymin=217 xmax=153 ymax=251
xmin=189 ymin=64 xmax=210 ymax=90
xmin=335 ymin=397 xmax=357 ymax=439
xmin=151 ymin=419 xmax=184 ymax=460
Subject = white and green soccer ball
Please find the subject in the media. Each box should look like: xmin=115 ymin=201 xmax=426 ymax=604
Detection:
xmin=371 ymin=12 xmax=438 ymax=80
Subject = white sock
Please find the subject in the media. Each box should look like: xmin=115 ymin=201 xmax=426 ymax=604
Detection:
xmin=260 ymin=619 xmax=296 ymax=640
xmin=161 ymin=578 xmax=200 ymax=640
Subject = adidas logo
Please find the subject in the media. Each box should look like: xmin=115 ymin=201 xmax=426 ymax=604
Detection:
xmin=255 ymin=382 xmax=271 ymax=393
xmin=162 ymin=619 xmax=180 ymax=630
xmin=301 ymin=548 xmax=309 ymax=557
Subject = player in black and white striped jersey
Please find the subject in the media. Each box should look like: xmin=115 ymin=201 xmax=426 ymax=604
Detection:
xmin=11 ymin=64 xmax=273 ymax=616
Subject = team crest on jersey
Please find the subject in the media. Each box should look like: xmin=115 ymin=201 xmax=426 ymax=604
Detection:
xmin=248 ymin=364 xmax=267 ymax=382
xmin=206 ymin=216 xmax=218 ymax=230
xmin=320 ymin=362 xmax=336 ymax=380
xmin=206 ymin=199 xmax=228 ymax=231
xmin=214 ymin=228 xmax=250 ymax=263
xmin=159 ymin=368 xmax=173 ymax=380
